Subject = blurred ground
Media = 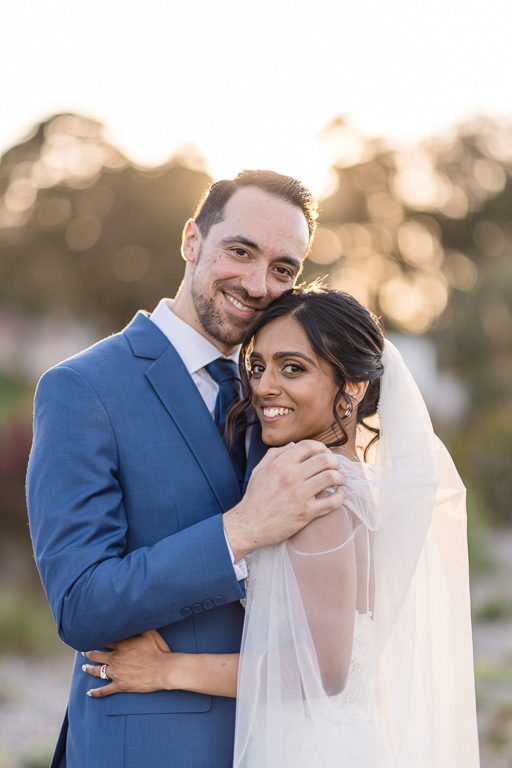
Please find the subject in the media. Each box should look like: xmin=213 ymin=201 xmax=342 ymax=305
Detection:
xmin=0 ymin=648 xmax=74 ymax=768
xmin=472 ymin=529 xmax=512 ymax=767
xmin=0 ymin=530 xmax=511 ymax=768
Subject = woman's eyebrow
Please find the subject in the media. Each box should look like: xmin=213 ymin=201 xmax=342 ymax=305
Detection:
xmin=250 ymin=351 xmax=316 ymax=365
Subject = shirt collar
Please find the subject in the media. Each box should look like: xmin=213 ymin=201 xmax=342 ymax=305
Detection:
xmin=150 ymin=298 xmax=239 ymax=374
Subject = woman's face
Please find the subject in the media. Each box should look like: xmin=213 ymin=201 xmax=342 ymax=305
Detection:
xmin=249 ymin=316 xmax=341 ymax=446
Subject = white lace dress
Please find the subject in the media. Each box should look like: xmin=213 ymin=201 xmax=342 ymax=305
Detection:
xmin=239 ymin=546 xmax=393 ymax=768
xmin=277 ymin=612 xmax=393 ymax=768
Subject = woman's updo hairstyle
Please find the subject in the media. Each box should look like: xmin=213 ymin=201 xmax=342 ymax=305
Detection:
xmin=228 ymin=285 xmax=385 ymax=459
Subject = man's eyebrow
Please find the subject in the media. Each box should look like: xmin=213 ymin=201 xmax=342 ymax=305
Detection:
xmin=220 ymin=237 xmax=302 ymax=273
xmin=250 ymin=351 xmax=316 ymax=365
xmin=278 ymin=256 xmax=303 ymax=273
xmin=220 ymin=236 xmax=261 ymax=251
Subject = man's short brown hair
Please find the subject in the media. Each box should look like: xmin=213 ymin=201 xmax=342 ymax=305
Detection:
xmin=193 ymin=170 xmax=318 ymax=243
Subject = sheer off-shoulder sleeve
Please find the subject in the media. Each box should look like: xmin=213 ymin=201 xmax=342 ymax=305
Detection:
xmin=234 ymin=342 xmax=480 ymax=768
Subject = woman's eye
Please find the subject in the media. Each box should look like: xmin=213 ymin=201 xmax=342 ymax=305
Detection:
xmin=251 ymin=363 xmax=265 ymax=376
xmin=283 ymin=363 xmax=305 ymax=374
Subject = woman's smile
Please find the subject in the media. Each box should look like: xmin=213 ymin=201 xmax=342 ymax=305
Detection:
xmin=261 ymin=405 xmax=294 ymax=421
xmin=250 ymin=316 xmax=340 ymax=446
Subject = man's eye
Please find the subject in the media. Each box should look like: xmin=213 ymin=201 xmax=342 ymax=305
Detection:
xmin=275 ymin=266 xmax=294 ymax=278
xmin=233 ymin=248 xmax=249 ymax=258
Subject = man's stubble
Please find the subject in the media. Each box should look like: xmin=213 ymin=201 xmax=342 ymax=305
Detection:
xmin=190 ymin=251 xmax=270 ymax=348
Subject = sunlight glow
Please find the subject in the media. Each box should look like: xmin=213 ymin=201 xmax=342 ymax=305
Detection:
xmin=2 ymin=0 xmax=512 ymax=196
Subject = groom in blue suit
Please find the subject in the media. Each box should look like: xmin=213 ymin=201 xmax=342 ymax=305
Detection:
xmin=27 ymin=170 xmax=344 ymax=767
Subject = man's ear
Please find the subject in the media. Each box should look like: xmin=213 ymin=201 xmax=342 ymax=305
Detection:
xmin=181 ymin=219 xmax=201 ymax=263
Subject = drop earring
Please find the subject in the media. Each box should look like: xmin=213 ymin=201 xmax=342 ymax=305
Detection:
xmin=344 ymin=400 xmax=353 ymax=419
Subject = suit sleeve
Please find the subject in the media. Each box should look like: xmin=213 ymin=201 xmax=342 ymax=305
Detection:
xmin=26 ymin=365 xmax=245 ymax=650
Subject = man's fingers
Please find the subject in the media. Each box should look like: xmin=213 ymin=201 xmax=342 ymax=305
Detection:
xmin=281 ymin=452 xmax=344 ymax=485
xmin=250 ymin=441 xmax=341 ymax=486
xmin=308 ymin=452 xmax=345 ymax=477
xmin=305 ymin=468 xmax=345 ymax=499
xmin=274 ymin=439 xmax=330 ymax=465
xmin=255 ymin=440 xmax=330 ymax=471
xmin=253 ymin=443 xmax=295 ymax=469
xmin=310 ymin=487 xmax=346 ymax=517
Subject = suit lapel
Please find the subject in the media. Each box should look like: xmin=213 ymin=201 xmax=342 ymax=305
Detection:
xmin=125 ymin=313 xmax=242 ymax=512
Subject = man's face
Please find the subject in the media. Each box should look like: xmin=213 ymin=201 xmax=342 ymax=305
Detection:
xmin=182 ymin=186 xmax=310 ymax=354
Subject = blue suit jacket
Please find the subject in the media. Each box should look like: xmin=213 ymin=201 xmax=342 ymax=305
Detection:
xmin=27 ymin=312 xmax=266 ymax=768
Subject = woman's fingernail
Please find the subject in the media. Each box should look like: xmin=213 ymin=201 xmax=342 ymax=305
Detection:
xmin=87 ymin=690 xmax=93 ymax=697
xmin=81 ymin=665 xmax=87 ymax=671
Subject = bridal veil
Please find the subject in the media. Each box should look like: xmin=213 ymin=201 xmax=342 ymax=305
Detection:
xmin=234 ymin=340 xmax=480 ymax=767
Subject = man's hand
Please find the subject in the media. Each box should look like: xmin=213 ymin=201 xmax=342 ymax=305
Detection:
xmin=223 ymin=440 xmax=344 ymax=560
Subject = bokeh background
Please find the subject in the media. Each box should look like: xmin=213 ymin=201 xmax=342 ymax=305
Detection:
xmin=1 ymin=2 xmax=511 ymax=766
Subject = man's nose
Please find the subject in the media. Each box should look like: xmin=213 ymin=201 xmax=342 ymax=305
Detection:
xmin=240 ymin=265 xmax=268 ymax=298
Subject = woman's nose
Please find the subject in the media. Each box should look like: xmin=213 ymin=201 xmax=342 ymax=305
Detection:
xmin=254 ymin=368 xmax=280 ymax=396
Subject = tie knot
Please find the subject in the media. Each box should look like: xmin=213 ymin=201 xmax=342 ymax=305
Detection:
xmin=205 ymin=358 xmax=240 ymax=384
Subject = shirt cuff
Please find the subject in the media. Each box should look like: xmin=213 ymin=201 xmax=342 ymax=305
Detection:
xmin=224 ymin=531 xmax=248 ymax=581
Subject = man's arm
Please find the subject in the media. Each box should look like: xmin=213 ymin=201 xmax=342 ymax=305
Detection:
xmin=27 ymin=366 xmax=344 ymax=651
xmin=27 ymin=365 xmax=244 ymax=650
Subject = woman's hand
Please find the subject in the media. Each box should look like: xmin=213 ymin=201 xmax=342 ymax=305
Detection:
xmin=82 ymin=629 xmax=174 ymax=698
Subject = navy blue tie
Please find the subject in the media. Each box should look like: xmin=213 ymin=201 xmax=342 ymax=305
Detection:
xmin=205 ymin=358 xmax=246 ymax=484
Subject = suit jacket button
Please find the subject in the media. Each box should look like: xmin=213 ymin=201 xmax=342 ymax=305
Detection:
xmin=181 ymin=607 xmax=192 ymax=618
xmin=202 ymin=599 xmax=214 ymax=610
xmin=192 ymin=603 xmax=202 ymax=614
xmin=213 ymin=595 xmax=225 ymax=606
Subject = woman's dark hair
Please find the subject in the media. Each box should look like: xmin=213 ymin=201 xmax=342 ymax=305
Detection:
xmin=227 ymin=286 xmax=385 ymax=460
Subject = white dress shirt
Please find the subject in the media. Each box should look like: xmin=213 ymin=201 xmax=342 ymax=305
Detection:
xmin=150 ymin=298 xmax=247 ymax=580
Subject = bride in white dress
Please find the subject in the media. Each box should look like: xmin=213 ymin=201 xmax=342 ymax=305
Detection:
xmin=83 ymin=287 xmax=480 ymax=768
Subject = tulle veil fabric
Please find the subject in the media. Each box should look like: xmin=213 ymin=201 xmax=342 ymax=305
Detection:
xmin=233 ymin=341 xmax=480 ymax=768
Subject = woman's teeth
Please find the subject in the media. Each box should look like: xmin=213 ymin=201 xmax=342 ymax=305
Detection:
xmin=263 ymin=407 xmax=293 ymax=418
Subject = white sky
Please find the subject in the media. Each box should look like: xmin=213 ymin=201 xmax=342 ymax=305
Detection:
xmin=2 ymin=0 xmax=511 ymax=194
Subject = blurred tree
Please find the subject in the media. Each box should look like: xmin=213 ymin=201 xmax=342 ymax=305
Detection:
xmin=0 ymin=114 xmax=212 ymax=336
xmin=304 ymin=116 xmax=512 ymax=523
xmin=0 ymin=114 xmax=213 ymax=539
xmin=305 ymin=116 xmax=512 ymax=406
xmin=0 ymin=418 xmax=33 ymax=536
xmin=0 ymin=112 xmax=511 ymax=526
xmin=447 ymin=405 xmax=512 ymax=525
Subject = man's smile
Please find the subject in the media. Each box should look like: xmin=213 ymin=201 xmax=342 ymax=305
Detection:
xmin=222 ymin=291 xmax=263 ymax=316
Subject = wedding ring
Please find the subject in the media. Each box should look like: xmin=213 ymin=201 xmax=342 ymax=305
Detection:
xmin=100 ymin=664 xmax=110 ymax=680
